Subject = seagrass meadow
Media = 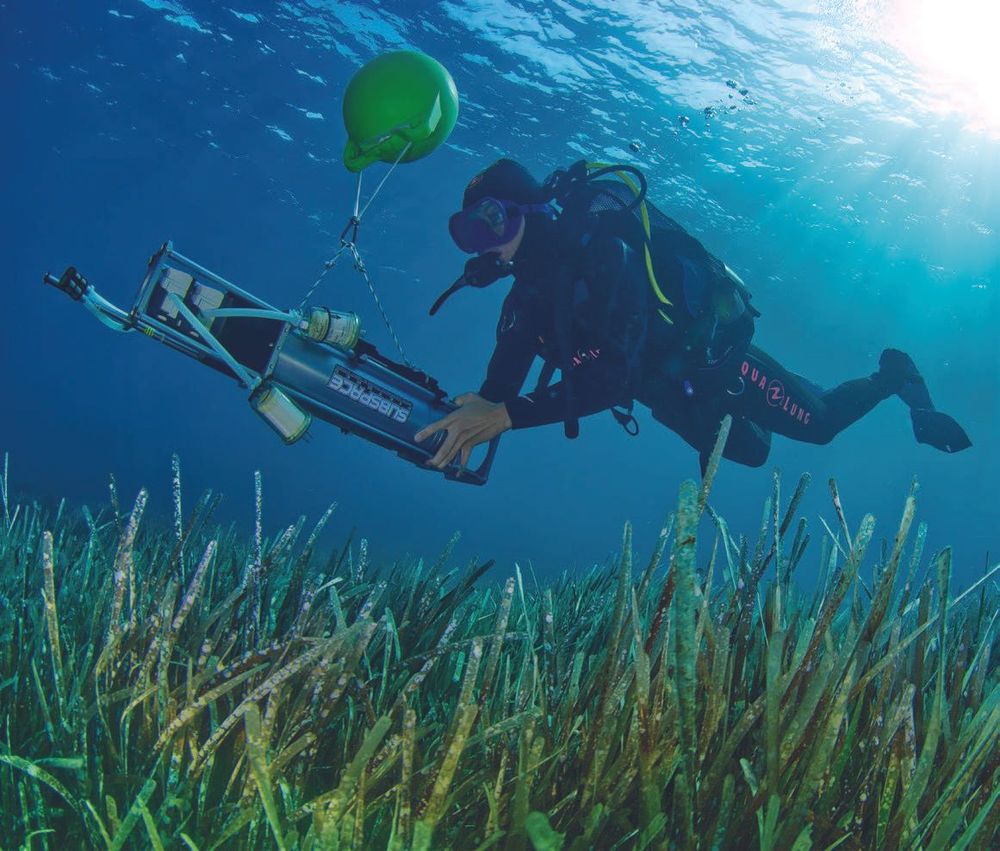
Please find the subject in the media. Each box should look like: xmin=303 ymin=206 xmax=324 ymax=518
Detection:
xmin=1 ymin=425 xmax=998 ymax=850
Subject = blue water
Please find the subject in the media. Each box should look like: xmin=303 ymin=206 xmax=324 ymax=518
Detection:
xmin=4 ymin=0 xmax=998 ymax=586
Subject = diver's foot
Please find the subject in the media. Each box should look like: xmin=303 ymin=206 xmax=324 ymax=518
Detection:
xmin=876 ymin=348 xmax=933 ymax=409
xmin=875 ymin=350 xmax=971 ymax=452
xmin=911 ymin=408 xmax=973 ymax=453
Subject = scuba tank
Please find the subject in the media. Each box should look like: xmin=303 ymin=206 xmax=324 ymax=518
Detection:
xmin=550 ymin=161 xmax=760 ymax=389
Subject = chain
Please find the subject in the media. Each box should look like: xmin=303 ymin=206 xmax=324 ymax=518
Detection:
xmin=297 ymin=142 xmax=415 ymax=365
xmin=297 ymin=246 xmax=350 ymax=311
xmin=346 ymin=241 xmax=412 ymax=367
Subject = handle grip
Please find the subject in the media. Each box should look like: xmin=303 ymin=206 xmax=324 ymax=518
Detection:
xmin=443 ymin=433 xmax=501 ymax=485
xmin=43 ymin=266 xmax=89 ymax=301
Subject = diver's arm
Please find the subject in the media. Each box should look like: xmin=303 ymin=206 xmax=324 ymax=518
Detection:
xmin=478 ymin=289 xmax=541 ymax=403
xmin=479 ymin=339 xmax=537 ymax=403
xmin=417 ymin=293 xmax=536 ymax=470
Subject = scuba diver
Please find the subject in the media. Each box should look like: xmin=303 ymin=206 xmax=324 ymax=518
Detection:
xmin=416 ymin=158 xmax=972 ymax=473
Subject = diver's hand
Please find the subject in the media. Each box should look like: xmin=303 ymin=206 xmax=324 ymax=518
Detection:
xmin=415 ymin=393 xmax=512 ymax=470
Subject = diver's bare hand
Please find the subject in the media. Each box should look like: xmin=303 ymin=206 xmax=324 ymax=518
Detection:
xmin=415 ymin=393 xmax=511 ymax=470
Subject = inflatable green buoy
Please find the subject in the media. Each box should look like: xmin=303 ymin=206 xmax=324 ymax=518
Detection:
xmin=342 ymin=51 xmax=459 ymax=173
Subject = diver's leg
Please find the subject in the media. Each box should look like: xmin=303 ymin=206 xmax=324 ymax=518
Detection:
xmin=723 ymin=346 xmax=897 ymax=445
xmin=720 ymin=418 xmax=772 ymax=467
xmin=641 ymin=380 xmax=772 ymax=474
xmin=721 ymin=345 xmax=971 ymax=451
xmin=693 ymin=417 xmax=772 ymax=476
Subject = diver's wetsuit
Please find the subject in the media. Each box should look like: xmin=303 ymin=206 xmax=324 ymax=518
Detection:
xmin=636 ymin=346 xmax=896 ymax=471
xmin=482 ymin=294 xmax=894 ymax=468
xmin=479 ymin=277 xmax=632 ymax=428
xmin=478 ymin=214 xmax=639 ymax=428
xmin=478 ymin=209 xmax=899 ymax=471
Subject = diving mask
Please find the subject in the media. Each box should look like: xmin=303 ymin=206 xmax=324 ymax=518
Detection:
xmin=448 ymin=196 xmax=555 ymax=254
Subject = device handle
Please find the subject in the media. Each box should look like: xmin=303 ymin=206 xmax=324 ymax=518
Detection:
xmin=444 ymin=434 xmax=501 ymax=486
xmin=43 ymin=267 xmax=90 ymax=301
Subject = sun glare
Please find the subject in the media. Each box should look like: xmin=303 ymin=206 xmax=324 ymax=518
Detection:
xmin=888 ymin=0 xmax=1000 ymax=133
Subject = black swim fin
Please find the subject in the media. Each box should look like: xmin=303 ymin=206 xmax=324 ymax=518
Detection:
xmin=878 ymin=350 xmax=972 ymax=454
xmin=910 ymin=408 xmax=972 ymax=453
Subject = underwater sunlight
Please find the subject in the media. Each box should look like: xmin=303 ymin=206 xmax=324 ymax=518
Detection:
xmin=887 ymin=0 xmax=1000 ymax=135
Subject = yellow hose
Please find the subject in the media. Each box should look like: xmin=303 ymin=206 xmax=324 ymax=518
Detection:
xmin=585 ymin=162 xmax=673 ymax=323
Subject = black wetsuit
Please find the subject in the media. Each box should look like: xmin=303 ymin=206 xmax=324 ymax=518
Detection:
xmin=478 ymin=205 xmax=898 ymax=472
xmin=637 ymin=346 xmax=895 ymax=471
xmin=479 ymin=215 xmax=640 ymax=429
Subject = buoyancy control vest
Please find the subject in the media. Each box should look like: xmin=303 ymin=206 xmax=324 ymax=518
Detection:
xmin=550 ymin=168 xmax=760 ymax=375
xmin=541 ymin=164 xmax=760 ymax=434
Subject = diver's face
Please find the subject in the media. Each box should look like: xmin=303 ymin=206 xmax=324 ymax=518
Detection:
xmin=492 ymin=215 xmax=526 ymax=262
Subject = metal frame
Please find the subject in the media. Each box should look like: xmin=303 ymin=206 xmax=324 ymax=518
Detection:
xmin=43 ymin=241 xmax=500 ymax=485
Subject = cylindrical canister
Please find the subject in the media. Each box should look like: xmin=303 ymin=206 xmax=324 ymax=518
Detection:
xmin=304 ymin=307 xmax=361 ymax=350
xmin=249 ymin=384 xmax=312 ymax=443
